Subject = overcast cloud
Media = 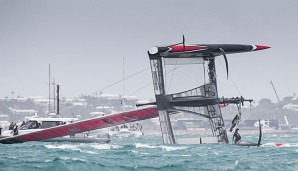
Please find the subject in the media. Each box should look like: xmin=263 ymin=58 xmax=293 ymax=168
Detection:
xmin=0 ymin=0 xmax=297 ymax=102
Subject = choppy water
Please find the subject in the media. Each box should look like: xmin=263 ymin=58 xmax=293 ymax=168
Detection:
xmin=1 ymin=133 xmax=298 ymax=171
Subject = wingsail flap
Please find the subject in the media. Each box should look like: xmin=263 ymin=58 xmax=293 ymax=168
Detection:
xmin=0 ymin=106 xmax=158 ymax=144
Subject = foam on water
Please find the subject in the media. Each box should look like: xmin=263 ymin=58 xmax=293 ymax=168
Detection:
xmin=135 ymin=143 xmax=188 ymax=151
xmin=130 ymin=150 xmax=149 ymax=155
xmin=135 ymin=143 xmax=157 ymax=149
xmin=44 ymin=144 xmax=79 ymax=150
xmin=44 ymin=144 xmax=97 ymax=154
xmin=213 ymin=151 xmax=220 ymax=156
xmin=89 ymin=143 xmax=123 ymax=150
xmin=60 ymin=156 xmax=87 ymax=162
xmin=159 ymin=145 xmax=188 ymax=151
xmin=262 ymin=142 xmax=298 ymax=147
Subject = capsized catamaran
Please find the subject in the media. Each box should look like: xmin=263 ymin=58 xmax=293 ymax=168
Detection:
xmin=141 ymin=36 xmax=270 ymax=145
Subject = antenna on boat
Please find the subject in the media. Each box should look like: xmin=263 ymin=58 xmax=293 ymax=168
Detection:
xmin=53 ymin=78 xmax=56 ymax=114
xmin=270 ymin=80 xmax=283 ymax=123
xmin=270 ymin=80 xmax=281 ymax=104
xmin=56 ymin=84 xmax=60 ymax=115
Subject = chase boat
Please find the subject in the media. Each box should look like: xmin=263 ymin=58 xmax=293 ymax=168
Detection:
xmin=1 ymin=113 xmax=110 ymax=143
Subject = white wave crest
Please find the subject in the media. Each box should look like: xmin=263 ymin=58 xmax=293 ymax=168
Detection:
xmin=135 ymin=143 xmax=188 ymax=151
xmin=90 ymin=144 xmax=123 ymax=150
xmin=44 ymin=144 xmax=79 ymax=150
xmin=213 ymin=151 xmax=219 ymax=156
xmin=135 ymin=143 xmax=157 ymax=149
xmin=60 ymin=156 xmax=87 ymax=162
xmin=262 ymin=143 xmax=298 ymax=147
xmin=159 ymin=145 xmax=188 ymax=151
xmin=131 ymin=150 xmax=149 ymax=155
xmin=44 ymin=144 xmax=97 ymax=154
xmin=281 ymin=143 xmax=298 ymax=147
xmin=235 ymin=160 xmax=239 ymax=166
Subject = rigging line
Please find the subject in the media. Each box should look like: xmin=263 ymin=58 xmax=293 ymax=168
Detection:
xmin=216 ymin=58 xmax=242 ymax=96
xmin=129 ymin=82 xmax=152 ymax=96
xmin=90 ymin=67 xmax=150 ymax=96
xmin=60 ymin=67 xmax=150 ymax=110
xmin=129 ymin=65 xmax=182 ymax=96
xmin=58 ymin=89 xmax=74 ymax=111
xmin=167 ymin=65 xmax=177 ymax=93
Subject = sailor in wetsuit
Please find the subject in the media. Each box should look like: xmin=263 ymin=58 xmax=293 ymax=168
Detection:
xmin=233 ymin=128 xmax=241 ymax=143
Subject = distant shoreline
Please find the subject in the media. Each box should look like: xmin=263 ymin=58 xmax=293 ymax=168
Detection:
xmin=143 ymin=129 xmax=298 ymax=136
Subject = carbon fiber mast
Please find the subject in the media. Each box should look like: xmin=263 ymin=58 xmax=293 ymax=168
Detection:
xmin=149 ymin=56 xmax=175 ymax=144
xmin=203 ymin=57 xmax=228 ymax=143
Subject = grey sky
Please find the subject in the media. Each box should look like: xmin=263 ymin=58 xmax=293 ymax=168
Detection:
xmin=0 ymin=0 xmax=297 ymax=103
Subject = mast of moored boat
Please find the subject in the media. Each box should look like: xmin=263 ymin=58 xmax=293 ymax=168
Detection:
xmin=56 ymin=84 xmax=60 ymax=115
xmin=48 ymin=64 xmax=51 ymax=115
xmin=53 ymin=78 xmax=56 ymax=114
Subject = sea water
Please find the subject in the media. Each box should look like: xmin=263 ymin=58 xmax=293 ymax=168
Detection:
xmin=1 ymin=133 xmax=298 ymax=171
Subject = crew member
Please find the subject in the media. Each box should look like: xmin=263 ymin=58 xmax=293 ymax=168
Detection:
xmin=0 ymin=124 xmax=2 ymax=136
xmin=9 ymin=122 xmax=14 ymax=130
xmin=233 ymin=128 xmax=241 ymax=143
xmin=20 ymin=121 xmax=26 ymax=127
xmin=12 ymin=125 xmax=18 ymax=136
xmin=229 ymin=115 xmax=240 ymax=132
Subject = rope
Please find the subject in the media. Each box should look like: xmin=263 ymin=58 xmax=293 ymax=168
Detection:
xmin=216 ymin=58 xmax=242 ymax=96
xmin=90 ymin=67 xmax=151 ymax=96
xmin=60 ymin=66 xmax=150 ymax=110
xmin=129 ymin=65 xmax=181 ymax=96
xmin=129 ymin=82 xmax=152 ymax=96
xmin=167 ymin=65 xmax=177 ymax=93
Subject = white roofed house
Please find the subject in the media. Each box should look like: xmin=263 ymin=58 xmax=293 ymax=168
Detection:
xmin=121 ymin=96 xmax=139 ymax=110
xmin=283 ymin=103 xmax=298 ymax=111
xmin=95 ymin=106 xmax=113 ymax=114
xmin=90 ymin=111 xmax=105 ymax=118
xmin=9 ymin=107 xmax=38 ymax=122
xmin=98 ymin=94 xmax=121 ymax=108
xmin=72 ymin=98 xmax=87 ymax=107
xmin=99 ymin=94 xmax=120 ymax=100
xmin=33 ymin=98 xmax=53 ymax=107
xmin=16 ymin=96 xmax=28 ymax=102
xmin=0 ymin=114 xmax=9 ymax=120
xmin=0 ymin=114 xmax=10 ymax=129
xmin=9 ymin=108 xmax=38 ymax=115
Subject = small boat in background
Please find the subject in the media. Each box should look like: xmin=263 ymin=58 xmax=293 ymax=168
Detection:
xmin=1 ymin=113 xmax=111 ymax=143
xmin=1 ymin=82 xmax=110 ymax=144
xmin=109 ymin=123 xmax=143 ymax=137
